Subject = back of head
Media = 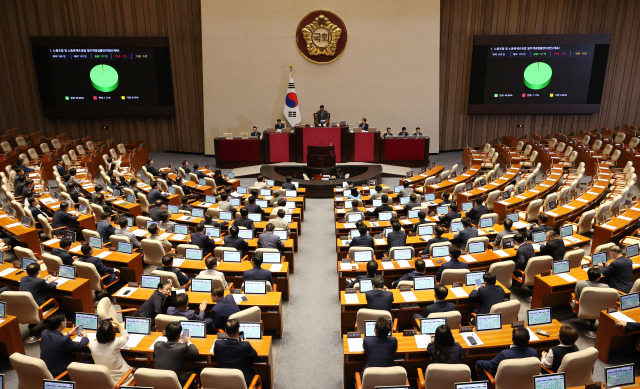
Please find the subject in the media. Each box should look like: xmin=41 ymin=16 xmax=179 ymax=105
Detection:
xmin=409 ymin=193 xmax=417 ymax=202
xmin=159 ymin=211 xmax=169 ymax=222
xmin=381 ymin=194 xmax=389 ymax=203
xmin=358 ymin=225 xmax=368 ymax=237
xmin=538 ymin=214 xmax=549 ymax=224
xmin=252 ymin=251 xmax=263 ymax=267
xmin=59 ymin=237 xmax=72 ymax=249
xmin=195 ymin=222 xmax=205 ymax=232
xmin=226 ymin=318 xmax=240 ymax=336
xmin=547 ymin=230 xmax=558 ymax=240
xmin=277 ymin=209 xmax=286 ymax=218
xmin=161 ymin=254 xmax=174 ymax=267
xmin=442 ymin=192 xmax=450 ymax=200
xmin=205 ymin=255 xmax=218 ymax=269
xmin=461 ymin=217 xmax=472 ymax=227
xmin=434 ymin=225 xmax=444 ymax=237
xmin=278 ymin=198 xmax=286 ymax=207
xmin=610 ymin=245 xmax=623 ymax=256
xmin=265 ymin=223 xmax=275 ymax=232
xmin=96 ymin=319 xmax=117 ymax=343
xmin=587 ymin=267 xmax=601 ymax=281
xmin=392 ymin=222 xmax=401 ymax=232
xmin=165 ymin=321 xmax=182 ymax=342
xmin=474 ymin=196 xmax=483 ymax=205
xmin=248 ymin=196 xmax=256 ymax=204
xmin=118 ymin=218 xmax=128 ymax=228
xmin=483 ymin=271 xmax=497 ymax=286
xmin=240 ymin=208 xmax=248 ymax=217
xmin=101 ymin=212 xmax=111 ymax=220
xmin=503 ymin=218 xmax=513 ymax=229
xmin=80 ymin=242 xmax=92 ymax=256
xmin=450 ymin=203 xmax=458 ymax=212
xmin=558 ymin=325 xmax=578 ymax=346
xmin=175 ymin=293 xmax=189 ymax=308
xmin=229 ymin=225 xmax=239 ymax=237
xmin=45 ymin=312 xmax=66 ymax=330
xmin=286 ymin=176 xmax=292 ymax=183
xmin=514 ymin=233 xmax=525 ymax=244
xmin=418 ymin=211 xmax=426 ymax=220
xmin=220 ymin=193 xmax=228 ymax=201
xmin=366 ymin=260 xmax=378 ymax=275
xmin=512 ymin=326 xmax=530 ymax=347
xmin=434 ymin=284 xmax=449 ymax=300
xmin=372 ymin=275 xmax=385 ymax=289
xmin=415 ymin=258 xmax=425 ymax=272
xmin=450 ymin=247 xmax=461 ymax=259
xmin=181 ymin=196 xmax=189 ymax=204
xmin=26 ymin=263 xmax=39 ymax=276
xmin=375 ymin=317 xmax=390 ymax=339
xmin=148 ymin=224 xmax=158 ymax=235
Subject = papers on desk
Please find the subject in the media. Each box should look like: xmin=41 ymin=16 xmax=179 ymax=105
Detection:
xmin=564 ymin=205 xmax=576 ymax=210
xmin=176 ymin=288 xmax=186 ymax=295
xmin=516 ymin=195 xmax=527 ymax=199
xmin=462 ymin=332 xmax=484 ymax=347
xmin=374 ymin=239 xmax=387 ymax=245
xmin=530 ymin=189 xmax=540 ymax=194
xmin=512 ymin=221 xmax=529 ymax=229
xmin=631 ymin=207 xmax=640 ymax=212
xmin=132 ymin=229 xmax=148 ymax=237
xmin=178 ymin=215 xmax=192 ymax=221
xmin=115 ymin=287 xmax=137 ymax=297
xmin=73 ymin=332 xmax=97 ymax=343
xmin=461 ymin=255 xmax=477 ymax=263
xmin=200 ymin=202 xmax=213 ymax=207
xmin=5 ymin=222 xmax=20 ymax=228
xmin=478 ymin=230 xmax=487 ymax=236
xmin=270 ymin=264 xmax=283 ymax=272
xmin=493 ymin=250 xmax=509 ymax=258
xmin=95 ymin=251 xmax=112 ymax=259
xmin=347 ymin=337 xmax=364 ymax=352
xmin=43 ymin=238 xmax=61 ymax=246
xmin=40 ymin=198 xmax=55 ymax=204
xmin=564 ymin=236 xmax=581 ymax=243
xmin=214 ymin=238 xmax=222 ymax=243
xmin=343 ymin=223 xmax=356 ymax=229
xmin=556 ymin=273 xmax=578 ymax=282
xmin=171 ymin=234 xmax=186 ymax=240
xmin=423 ymin=260 xmax=435 ymax=268
xmin=619 ymin=216 xmax=633 ymax=221
xmin=344 ymin=294 xmax=360 ymax=304
xmin=159 ymin=232 xmax=172 ymax=239
xmin=610 ymin=311 xmax=636 ymax=323
xmin=393 ymin=205 xmax=403 ymax=210
xmin=450 ymin=287 xmax=468 ymax=298
xmin=335 ymin=188 xmax=344 ymax=192
xmin=432 ymin=184 xmax=440 ymax=189
xmin=149 ymin=336 xmax=167 ymax=350
xmin=594 ymin=185 xmax=605 ymax=189
xmin=577 ymin=198 xmax=589 ymax=203
xmin=414 ymin=334 xmax=431 ymax=349
xmin=341 ymin=240 xmax=351 ymax=246
xmin=400 ymin=219 xmax=412 ymax=225
xmin=381 ymin=261 xmax=395 ymax=270
xmin=340 ymin=263 xmax=354 ymax=271
xmin=335 ymin=197 xmax=344 ymax=202
xmin=601 ymin=224 xmax=617 ymax=230
xmin=400 ymin=291 xmax=418 ymax=302
xmin=70 ymin=245 xmax=83 ymax=253
xmin=53 ymin=278 xmax=70 ymax=287
xmin=336 ymin=209 xmax=345 ymax=214
xmin=232 ymin=294 xmax=245 ymax=304
xmin=586 ymin=191 xmax=599 ymax=196
xmin=0 ymin=268 xmax=17 ymax=277
xmin=396 ymin=260 xmax=411 ymax=268
xmin=497 ymin=201 xmax=510 ymax=205
xmin=540 ymin=184 xmax=550 ymax=188
xmin=369 ymin=222 xmax=379 ymax=227
xmin=526 ymin=327 xmax=540 ymax=341
xmin=172 ymin=257 xmax=186 ymax=267
xmin=122 ymin=334 xmax=145 ymax=350
xmin=365 ymin=208 xmax=374 ymax=213
xmin=546 ymin=211 xmax=559 ymax=217
xmin=532 ymin=244 xmax=541 ymax=251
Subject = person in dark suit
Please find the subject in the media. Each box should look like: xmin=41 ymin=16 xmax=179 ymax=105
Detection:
xmin=181 ymin=160 xmax=192 ymax=175
xmin=39 ymin=312 xmax=89 ymax=377
xmin=190 ymin=222 xmax=216 ymax=257
xmin=358 ymin=118 xmax=369 ymax=131
xmin=468 ymin=272 xmax=505 ymax=314
xmin=383 ymin=128 xmax=393 ymax=138
xmin=438 ymin=203 xmax=461 ymax=227
xmin=527 ymin=214 xmax=553 ymax=240
xmin=349 ymin=225 xmax=375 ymax=249
xmin=96 ymin=212 xmax=116 ymax=243
xmin=421 ymin=285 xmax=456 ymax=318
xmin=148 ymin=181 xmax=169 ymax=204
xmin=79 ymin=243 xmax=119 ymax=286
xmin=210 ymin=287 xmax=240 ymax=332
xmin=224 ymin=225 xmax=249 ymax=252
xmin=514 ymin=233 xmax=535 ymax=271
xmin=347 ymin=260 xmax=379 ymax=288
xmin=233 ymin=208 xmax=255 ymax=232
xmin=51 ymin=201 xmax=78 ymax=230
xmin=600 ymin=245 xmax=633 ymax=293
xmin=258 ymin=223 xmax=285 ymax=252
xmin=397 ymin=127 xmax=409 ymax=137
xmin=274 ymin=119 xmax=285 ymax=130
xmin=363 ymin=317 xmax=398 ymax=372
xmin=367 ymin=194 xmax=393 ymax=217
xmin=20 ymin=263 xmax=58 ymax=306
xmin=243 ymin=251 xmax=273 ymax=286
xmin=250 ymin=126 xmax=261 ymax=139
xmin=392 ymin=259 xmax=427 ymax=288
xmin=365 ymin=276 xmax=394 ymax=311
xmin=27 ymin=197 xmax=48 ymax=225
xmin=404 ymin=193 xmax=421 ymax=211
xmin=245 ymin=196 xmax=264 ymax=215
xmin=452 ymin=217 xmax=478 ymax=250
xmin=315 ymin=105 xmax=329 ymax=126
xmin=422 ymin=225 xmax=450 ymax=255
xmin=215 ymin=318 xmax=259 ymax=386
xmin=154 ymin=321 xmax=200 ymax=388
xmin=412 ymin=211 xmax=430 ymax=233
xmin=440 ymin=191 xmax=454 ymax=206
xmin=428 ymin=324 xmax=463 ymax=364
xmin=475 ymin=327 xmax=539 ymax=378
xmin=55 ymin=159 xmax=68 ymax=176
xmin=166 ymin=293 xmax=214 ymax=333
xmin=387 ymin=221 xmax=407 ymax=250
xmin=145 ymin=159 xmax=161 ymax=176
xmin=148 ymin=201 xmax=164 ymax=222
xmin=134 ymin=280 xmax=172 ymax=325
xmin=51 ymin=237 xmax=77 ymax=266
xmin=156 ymin=254 xmax=189 ymax=286
xmin=413 ymin=127 xmax=423 ymax=137
xmin=466 ymin=196 xmax=488 ymax=226
xmin=436 ymin=247 xmax=468 ymax=282
xmin=493 ymin=218 xmax=514 ymax=248
xmin=539 ymin=230 xmax=566 ymax=262
xmin=179 ymin=196 xmax=193 ymax=213
xmin=281 ymin=176 xmax=296 ymax=190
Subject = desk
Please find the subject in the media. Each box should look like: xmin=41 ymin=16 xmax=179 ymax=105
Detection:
xmin=296 ymin=126 xmax=348 ymax=163
xmin=592 ymin=200 xmax=640 ymax=254
xmin=380 ymin=137 xmax=430 ymax=167
xmin=595 ymin=307 xmax=640 ymax=363
xmin=0 ymin=315 xmax=25 ymax=356
xmin=457 ymin=165 xmax=521 ymax=205
xmin=264 ymin=130 xmax=295 ymax=163
xmin=351 ymin=131 xmax=379 ymax=162
xmin=423 ymin=165 xmax=482 ymax=197
xmin=214 ymin=137 xmax=263 ymax=169
xmin=0 ymin=213 xmax=41 ymax=254
xmin=402 ymin=166 xmax=445 ymax=187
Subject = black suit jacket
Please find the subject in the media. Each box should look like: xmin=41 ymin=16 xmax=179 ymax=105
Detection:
xmin=190 ymin=232 xmax=216 ymax=256
xmin=539 ymin=239 xmax=566 ymax=262
xmin=439 ymin=211 xmax=462 ymax=226
xmin=51 ymin=210 xmax=78 ymax=229
xmin=358 ymin=122 xmax=369 ymax=131
xmin=347 ymin=273 xmax=377 ymax=288
xmin=349 ymin=235 xmax=375 ymax=249
xmin=149 ymin=207 xmax=163 ymax=221
xmin=134 ymin=290 xmax=166 ymax=322
xmin=245 ymin=203 xmax=264 ymax=215
xmin=423 ymin=300 xmax=456 ymax=317
xmin=214 ymin=338 xmax=258 ymax=386
xmin=97 ymin=220 xmax=116 ymax=242
xmin=422 ymin=236 xmax=450 ymax=255
xmin=363 ymin=336 xmax=398 ymax=370
xmin=19 ymin=275 xmax=57 ymax=306
xmin=527 ymin=224 xmax=553 ymax=240
xmin=453 ymin=227 xmax=479 ymax=249
xmin=40 ymin=329 xmax=89 ymax=377
xmin=250 ymin=131 xmax=261 ymax=139
xmin=467 ymin=205 xmax=489 ymax=226
xmin=79 ymin=255 xmax=115 ymax=278
xmin=601 ymin=256 xmax=634 ymax=293
xmin=146 ymin=164 xmax=161 ymax=176
xmin=368 ymin=204 xmax=393 ymax=217
xmin=28 ymin=205 xmax=46 ymax=224
xmin=436 ymin=259 xmax=469 ymax=282
xmin=51 ymin=248 xmax=74 ymax=266
xmin=243 ymin=267 xmax=273 ymax=286
xmin=224 ymin=235 xmax=249 ymax=251
xmin=156 ymin=265 xmax=189 ymax=286
xmin=148 ymin=188 xmax=168 ymax=205
xmin=469 ymin=285 xmax=505 ymax=314
xmin=154 ymin=341 xmax=200 ymax=385
xmin=211 ymin=295 xmax=240 ymax=331
xmin=365 ymin=289 xmax=394 ymax=311
xmin=515 ymin=242 xmax=535 ymax=271
xmin=56 ymin=165 xmax=68 ymax=176
xmin=233 ymin=217 xmax=255 ymax=231
xmin=281 ymin=182 xmax=296 ymax=190
xmin=387 ymin=231 xmax=407 ymax=249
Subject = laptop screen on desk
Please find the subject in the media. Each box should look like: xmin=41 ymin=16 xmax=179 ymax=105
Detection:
xmin=559 ymin=225 xmax=573 ymax=238
xmin=353 ymin=250 xmax=373 ymax=263
xmin=424 ymin=193 xmax=436 ymax=202
xmin=125 ymin=317 xmax=151 ymax=335
xmin=454 ymin=382 xmax=489 ymax=389
xmin=238 ymin=229 xmax=253 ymax=240
xmin=408 ymin=209 xmax=419 ymax=219
xmin=418 ymin=224 xmax=434 ymax=236
xmin=205 ymin=227 xmax=220 ymax=238
xmin=476 ymin=313 xmax=502 ymax=331
xmin=393 ymin=248 xmax=412 ymax=260
xmin=21 ymin=257 xmax=37 ymax=270
xmin=349 ymin=229 xmax=360 ymax=240
xmin=173 ymin=224 xmax=189 ymax=235
xmin=532 ymin=231 xmax=547 ymax=244
xmin=229 ymin=198 xmax=240 ymax=207
xmin=592 ymin=252 xmax=607 ymax=267
xmin=118 ymin=241 xmax=133 ymax=254
xmin=462 ymin=202 xmax=473 ymax=212
xmin=468 ymin=241 xmax=485 ymax=255
xmin=0 ymin=302 xmax=5 ymax=319
xmin=501 ymin=237 xmax=515 ymax=249
xmin=58 ymin=265 xmax=75 ymax=280
xmin=75 ymin=312 xmax=98 ymax=331
xmin=286 ymin=201 xmax=295 ymax=209
xmin=89 ymin=236 xmax=102 ymax=249
xmin=181 ymin=321 xmax=206 ymax=339
xmin=223 ymin=251 xmax=241 ymax=263
xmin=394 ymin=186 xmax=403 ymax=193
xmin=254 ymin=199 xmax=267 ymax=208
xmin=346 ymin=213 xmax=363 ymax=223
xmin=236 ymin=186 xmax=247 ymax=194
xmin=364 ymin=320 xmax=392 ymax=337
xmin=205 ymin=195 xmax=216 ymax=204
xmin=167 ymin=204 xmax=178 ymax=214
xmin=378 ymin=212 xmax=392 ymax=221
xmin=219 ymin=211 xmax=232 ymax=221
xmin=414 ymin=276 xmax=435 ymax=291
xmin=262 ymin=252 xmax=281 ymax=264
xmin=44 ymin=380 xmax=75 ymax=389
xmin=273 ymin=230 xmax=288 ymax=240
xmin=620 ymin=292 xmax=640 ymax=311
xmin=286 ymin=190 xmax=297 ymax=198
xmin=260 ymin=188 xmax=271 ymax=196
xmin=436 ymin=206 xmax=449 ymax=215
xmin=185 ymin=248 xmax=203 ymax=260
xmin=146 ymin=221 xmax=158 ymax=230
xmin=141 ymin=275 xmax=161 ymax=289
xmin=479 ymin=218 xmax=493 ymax=229
xmin=244 ymin=280 xmax=267 ymax=294
xmin=191 ymin=278 xmax=212 ymax=293
xmin=432 ymin=245 xmax=449 ymax=258
xmin=191 ymin=208 xmax=204 ymax=218
xmin=247 ymin=213 xmax=262 ymax=223
xmin=626 ymin=243 xmax=639 ymax=258
xmin=420 ymin=318 xmax=446 ymax=335
xmin=372 ymin=199 xmax=382 ymax=207
xmin=359 ymin=279 xmax=373 ymax=293
xmin=605 ymin=364 xmax=635 ymax=388
xmin=239 ymin=322 xmax=262 ymax=340
xmin=527 ymin=308 xmax=552 ymax=326
xmin=450 ymin=222 xmax=463 ymax=233
xmin=399 ymin=197 xmax=410 ymax=205
xmin=533 ymin=373 xmax=565 ymax=389
xmin=506 ymin=213 xmax=519 ymax=222
xmin=126 ymin=194 xmax=136 ymax=204
xmin=465 ymin=271 xmax=485 ymax=286
xmin=553 ymin=260 xmax=570 ymax=275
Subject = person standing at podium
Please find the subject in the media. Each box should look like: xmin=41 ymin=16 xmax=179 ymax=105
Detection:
xmin=274 ymin=119 xmax=285 ymax=131
xmin=250 ymin=126 xmax=261 ymax=139
xmin=315 ymin=105 xmax=329 ymax=127
xmin=358 ymin=118 xmax=369 ymax=131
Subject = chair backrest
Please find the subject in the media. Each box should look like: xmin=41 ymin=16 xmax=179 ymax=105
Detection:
xmin=38 ymin=214 xmax=54 ymax=239
xmin=356 ymin=308 xmax=392 ymax=335
xmin=614 ymin=132 xmax=626 ymax=143
xmin=176 ymin=243 xmax=200 ymax=257
xmin=430 ymin=241 xmax=452 ymax=256
xmin=135 ymin=368 xmax=183 ymax=389
xmin=348 ymin=246 xmax=374 ymax=260
xmin=229 ymin=306 xmax=261 ymax=322
xmin=136 ymin=215 xmax=152 ymax=229
xmin=440 ymin=269 xmax=470 ymax=285
xmin=486 ymin=191 xmax=501 ymax=211
xmin=76 ymin=144 xmax=85 ymax=155
xmin=576 ymin=210 xmax=596 ymax=234
xmin=201 ymin=367 xmax=248 ymax=389
xmin=75 ymin=260 xmax=104 ymax=291
xmin=42 ymin=252 xmax=63 ymax=274
xmin=109 ymin=234 xmax=131 ymax=248
xmin=488 ymin=261 xmax=515 ymax=289
xmin=82 ymin=228 xmax=100 ymax=242
xmin=14 ymin=246 xmax=36 ymax=260
xmin=96 ymin=296 xmax=118 ymax=321
xmin=564 ymin=249 xmax=585 ymax=269
xmin=196 ymin=274 xmax=226 ymax=290
xmin=117 ymin=143 xmax=127 ymax=154
xmin=479 ymin=212 xmax=498 ymax=226
xmin=10 ymin=352 xmax=54 ymax=389
xmin=3 ymin=291 xmax=42 ymax=324
xmin=427 ymin=310 xmax=462 ymax=329
xmin=490 ymin=300 xmax=520 ymax=324
xmin=390 ymin=246 xmax=414 ymax=260
xmin=630 ymin=278 xmax=640 ymax=294
xmin=593 ymin=242 xmax=614 ymax=255
xmin=10 ymin=200 xmax=25 ymax=221
xmin=137 ymin=192 xmax=150 ymax=213
xmin=494 ymin=357 xmax=541 ymax=389
xmin=154 ymin=313 xmax=187 ymax=332
xmin=68 ymin=362 xmax=116 ymax=389
xmin=629 ymin=137 xmax=639 ymax=149
xmin=556 ymin=347 xmax=598 ymax=386
xmin=151 ymin=269 xmax=180 ymax=287
xmin=522 ymin=255 xmax=553 ymax=286
xmin=524 ymin=199 xmax=543 ymax=222
xmin=543 ymin=193 xmax=558 ymax=211
xmin=424 ymin=363 xmax=471 ymax=389
xmin=214 ymin=246 xmax=238 ymax=258
xmin=577 ymin=287 xmax=620 ymax=319
xmin=465 ymin=236 xmax=488 ymax=252
xmin=361 ymin=366 xmax=407 ymax=389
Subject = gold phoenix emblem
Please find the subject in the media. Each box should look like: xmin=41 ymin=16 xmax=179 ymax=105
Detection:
xmin=301 ymin=14 xmax=342 ymax=56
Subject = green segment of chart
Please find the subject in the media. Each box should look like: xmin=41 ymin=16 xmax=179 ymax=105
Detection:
xmin=523 ymin=62 xmax=552 ymax=90
xmin=90 ymin=64 xmax=119 ymax=93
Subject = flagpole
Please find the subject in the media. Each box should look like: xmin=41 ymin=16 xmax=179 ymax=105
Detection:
xmin=290 ymin=65 xmax=293 ymax=75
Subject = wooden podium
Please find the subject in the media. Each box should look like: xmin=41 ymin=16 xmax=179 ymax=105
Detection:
xmin=307 ymin=145 xmax=335 ymax=168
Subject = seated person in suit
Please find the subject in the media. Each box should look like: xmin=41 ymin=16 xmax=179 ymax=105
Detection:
xmin=127 ymin=178 xmax=140 ymax=196
xmin=243 ymin=251 xmax=274 ymax=286
xmin=274 ymin=119 xmax=285 ymax=130
xmin=428 ymin=324 xmax=463 ymax=364
xmin=350 ymin=224 xmax=375 ymax=249
xmin=258 ymin=223 xmax=285 ymax=252
xmin=392 ymin=259 xmax=427 ymax=288
xmin=93 ymin=193 xmax=112 ymax=215
xmin=358 ymin=118 xmax=369 ymax=131
xmin=315 ymin=104 xmax=330 ymax=126
xmin=174 ymin=176 xmax=192 ymax=197
xmin=158 ymin=211 xmax=175 ymax=233
xmin=281 ymin=176 xmax=296 ymax=190
xmin=367 ymin=194 xmax=393 ymax=217
xmin=527 ymin=214 xmax=553 ymax=240
xmin=154 ymin=321 xmax=200 ymax=388
xmin=20 ymin=263 xmax=58 ymax=325
xmin=252 ymin=175 xmax=269 ymax=189
xmin=203 ymin=213 xmax=227 ymax=229
xmin=167 ymin=293 xmax=214 ymax=333
xmin=412 ymin=211 xmax=430 ymax=233
xmin=218 ymin=193 xmax=237 ymax=213
xmin=181 ymin=160 xmax=192 ymax=175
xmin=145 ymin=159 xmax=161 ymax=176
xmin=468 ymin=272 xmax=505 ymax=314
xmin=51 ymin=237 xmax=77 ymax=266
xmin=387 ymin=221 xmax=407 ymax=249
xmin=96 ymin=212 xmax=116 ymax=242
xmin=541 ymin=325 xmax=579 ymax=372
xmin=149 ymin=199 xmax=165 ymax=221
xmin=466 ymin=196 xmax=488 ymax=226
xmin=269 ymin=209 xmax=290 ymax=232
xmin=215 ymin=318 xmax=259 ymax=386
xmin=245 ymin=195 xmax=265 ymax=215
xmin=397 ymin=127 xmax=409 ymax=137
xmin=422 ymin=225 xmax=450 ymax=256
xmin=212 ymin=168 xmax=228 ymax=187
xmin=365 ymin=275 xmax=393 ymax=311
xmin=114 ymin=217 xmax=142 ymax=249
xmin=440 ymin=191 xmax=454 ymax=206
xmin=413 ymin=127 xmax=423 ymax=136
xmin=233 ymin=207 xmax=256 ymax=232
xmin=599 ymin=245 xmax=633 ymax=293
xmin=399 ymin=180 xmax=414 ymax=198
xmin=363 ymin=317 xmax=398 ymax=372
xmin=404 ymin=193 xmax=421 ymax=211
xmin=148 ymin=181 xmax=169 ymax=206
xmin=539 ymin=230 xmax=566 ymax=262
xmin=40 ymin=312 xmax=89 ymax=378
xmin=79 ymin=242 xmax=119 ymax=287
xmin=27 ymin=197 xmax=49 ymax=225
xmin=157 ymin=254 xmax=189 ymax=286
xmin=51 ymin=201 xmax=79 ymax=230
xmin=383 ymin=128 xmax=393 ymax=138
xmin=179 ymin=196 xmax=193 ymax=212
xmin=371 ymin=185 xmax=384 ymax=199
xmin=55 ymin=158 xmax=68 ymax=176
xmin=190 ymin=222 xmax=215 ymax=256
xmin=452 ymin=217 xmax=478 ymax=250
xmin=133 ymin=280 xmax=172 ymax=324
xmin=574 ymin=267 xmax=609 ymax=299
xmin=514 ymin=233 xmax=535 ymax=271
xmin=198 ymin=256 xmax=227 ymax=287
xmin=348 ymin=260 xmax=379 ymax=288
xmin=414 ymin=284 xmax=456 ymax=321
xmin=250 ymin=126 xmax=261 ymax=138
xmin=493 ymin=218 xmax=514 ymax=248
xmin=224 ymin=225 xmax=249 ymax=251
xmin=438 ymin=203 xmax=461 ymax=227
xmin=475 ymin=327 xmax=538 ymax=379
xmin=147 ymin=223 xmax=172 ymax=253
xmin=436 ymin=247 xmax=468 ymax=282
xmin=210 ymin=287 xmax=240 ymax=332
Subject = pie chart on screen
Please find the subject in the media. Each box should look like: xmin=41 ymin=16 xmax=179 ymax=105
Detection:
xmin=90 ymin=64 xmax=119 ymax=93
xmin=524 ymin=62 xmax=552 ymax=90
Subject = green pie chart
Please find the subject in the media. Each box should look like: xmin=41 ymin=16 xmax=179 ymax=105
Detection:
xmin=524 ymin=62 xmax=552 ymax=90
xmin=90 ymin=64 xmax=119 ymax=93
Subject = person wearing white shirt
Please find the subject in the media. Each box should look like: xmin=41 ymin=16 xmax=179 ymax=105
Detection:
xmin=89 ymin=318 xmax=133 ymax=383
xmin=253 ymin=175 xmax=269 ymax=189
xmin=198 ymin=256 xmax=228 ymax=287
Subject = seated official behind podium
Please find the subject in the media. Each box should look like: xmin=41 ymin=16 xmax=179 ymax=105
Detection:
xmin=215 ymin=318 xmax=259 ymax=387
xmin=413 ymin=127 xmax=423 ymax=137
xmin=422 ymin=225 xmax=450 ymax=256
xmin=468 ymin=272 xmax=505 ymax=315
xmin=436 ymin=247 xmax=468 ymax=282
xmin=383 ymin=128 xmax=393 ymax=138
xmin=440 ymin=192 xmax=454 ymax=206
xmin=359 ymin=118 xmax=369 ymax=131
xmin=275 ymin=119 xmax=285 ymax=130
xmin=315 ymin=104 xmax=330 ymax=126
xmin=154 ymin=321 xmax=200 ymax=389
xmin=365 ymin=275 xmax=393 ymax=311
xmin=350 ymin=225 xmax=375 ymax=249
xmin=250 ymin=126 xmax=261 ymax=139
xmin=348 ymin=260 xmax=379 ymax=288
xmin=397 ymin=127 xmax=409 ymax=137
xmin=475 ymin=327 xmax=538 ymax=379
xmin=363 ymin=317 xmax=398 ymax=373
xmin=428 ymin=324 xmax=463 ymax=364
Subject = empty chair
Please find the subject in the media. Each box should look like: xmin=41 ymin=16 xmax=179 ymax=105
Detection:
xmin=417 ymin=363 xmax=471 ymax=389
xmin=573 ymin=287 xmax=619 ymax=337
xmin=481 ymin=357 xmax=541 ymax=389
xmin=513 ymin=255 xmax=553 ymax=287
xmin=629 ymin=137 xmax=640 ymax=149
xmin=519 ymin=199 xmax=543 ymax=222
xmin=542 ymin=193 xmax=558 ymax=211
xmin=614 ymin=132 xmax=626 ymax=143
xmin=567 ymin=209 xmax=595 ymax=235
xmin=229 ymin=306 xmax=261 ymax=323
xmin=522 ymin=150 xmax=538 ymax=168
xmin=490 ymin=300 xmax=520 ymax=324
xmin=41 ymin=252 xmax=63 ymax=275
xmin=75 ymin=260 xmax=119 ymax=295
xmin=135 ymin=367 xmax=197 ymax=389
xmin=201 ymin=367 xmax=262 ymax=389
xmin=137 ymin=192 xmax=150 ymax=214
xmin=82 ymin=228 xmax=100 ymax=242
xmin=9 ymin=353 xmax=57 ymax=389
xmin=485 ymin=190 xmax=500 ymax=212
xmin=440 ymin=269 xmax=470 ymax=285
xmin=152 ymin=269 xmax=188 ymax=288
xmin=67 ymin=362 xmax=135 ymax=389
xmin=355 ymin=366 xmax=408 ymax=389
xmin=154 ymin=314 xmax=187 ymax=332
xmin=564 ymin=249 xmax=585 ymax=269
xmin=591 ymin=139 xmax=602 ymax=150
xmin=553 ymin=347 xmax=599 ymax=387
xmin=96 ymin=296 xmax=136 ymax=322
xmin=605 ymin=149 xmax=621 ymax=166
xmin=488 ymin=261 xmax=515 ymax=289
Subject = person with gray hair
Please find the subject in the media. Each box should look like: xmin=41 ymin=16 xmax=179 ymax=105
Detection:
xmin=599 ymin=245 xmax=633 ymax=293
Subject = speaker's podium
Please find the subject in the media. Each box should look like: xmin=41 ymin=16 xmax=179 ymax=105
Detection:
xmin=307 ymin=145 xmax=335 ymax=168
